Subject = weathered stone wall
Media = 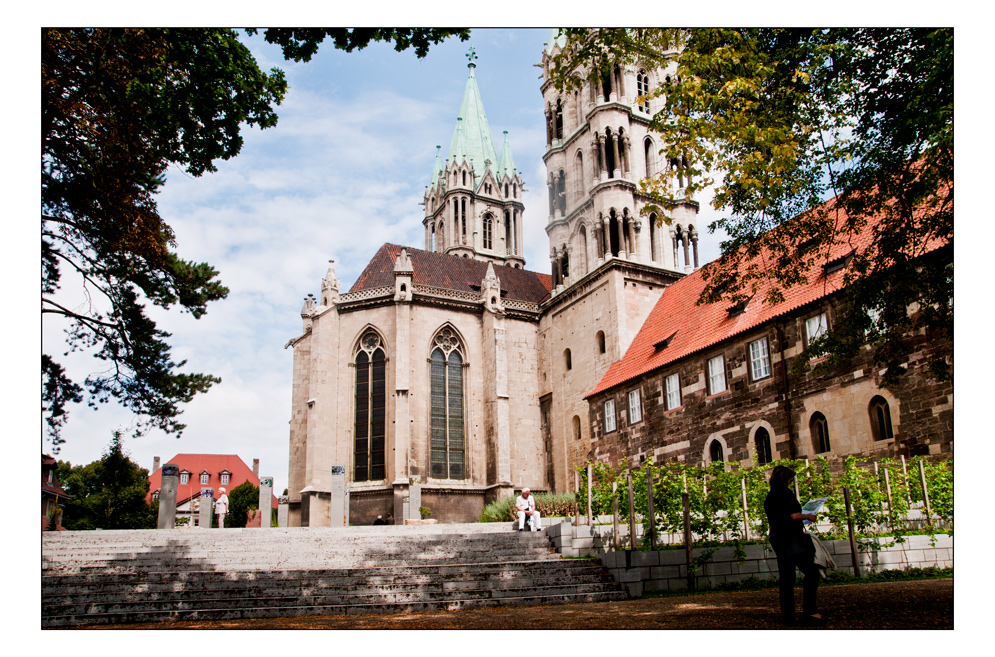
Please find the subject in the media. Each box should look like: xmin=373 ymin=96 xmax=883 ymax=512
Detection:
xmin=587 ymin=300 xmax=953 ymax=471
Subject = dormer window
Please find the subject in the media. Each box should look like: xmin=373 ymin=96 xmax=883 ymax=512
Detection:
xmin=654 ymin=330 xmax=678 ymax=352
xmin=727 ymin=296 xmax=753 ymax=317
xmin=200 ymin=472 xmax=210 ymax=485
xmin=823 ymin=251 xmax=855 ymax=275
xmin=180 ymin=472 xmax=190 ymax=485
xmin=220 ymin=471 xmax=231 ymax=485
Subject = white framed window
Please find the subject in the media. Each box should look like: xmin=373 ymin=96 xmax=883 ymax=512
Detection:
xmin=665 ymin=372 xmax=681 ymax=410
xmin=749 ymin=338 xmax=771 ymax=380
xmin=628 ymin=390 xmax=642 ymax=424
xmin=707 ymin=355 xmax=727 ymax=395
xmin=805 ymin=312 xmax=828 ymax=345
xmin=180 ymin=473 xmax=189 ymax=485
xmin=200 ymin=473 xmax=209 ymax=485
xmin=220 ymin=473 xmax=230 ymax=485
xmin=604 ymin=399 xmax=617 ymax=432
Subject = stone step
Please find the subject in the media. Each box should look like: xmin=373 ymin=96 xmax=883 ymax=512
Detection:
xmin=41 ymin=525 xmax=626 ymax=627
xmin=42 ymin=590 xmax=630 ymax=627
xmin=43 ymin=557 xmax=603 ymax=585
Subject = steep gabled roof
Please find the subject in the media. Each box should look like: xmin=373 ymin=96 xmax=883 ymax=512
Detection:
xmin=350 ymin=244 xmax=552 ymax=304
xmin=586 ymin=194 xmax=950 ymax=399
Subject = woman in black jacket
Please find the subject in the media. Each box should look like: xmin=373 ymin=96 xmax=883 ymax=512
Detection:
xmin=764 ymin=465 xmax=824 ymax=625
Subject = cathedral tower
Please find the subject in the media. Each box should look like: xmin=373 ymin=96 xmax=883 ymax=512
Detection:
xmin=539 ymin=30 xmax=700 ymax=289
xmin=423 ymin=47 xmax=527 ymax=269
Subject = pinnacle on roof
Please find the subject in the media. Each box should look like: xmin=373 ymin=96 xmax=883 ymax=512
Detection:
xmin=496 ymin=130 xmax=518 ymax=182
xmin=429 ymin=145 xmax=444 ymax=188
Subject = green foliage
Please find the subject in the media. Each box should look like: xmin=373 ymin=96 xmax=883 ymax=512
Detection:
xmin=41 ymin=28 xmax=464 ymax=450
xmin=478 ymin=492 xmax=578 ymax=523
xmin=549 ymin=29 xmax=952 ymax=384
xmin=419 ymin=506 xmax=432 ymax=519
xmin=226 ymin=480 xmax=258 ymax=528
xmin=575 ymin=455 xmax=952 ymax=561
xmin=56 ymin=432 xmax=157 ymax=530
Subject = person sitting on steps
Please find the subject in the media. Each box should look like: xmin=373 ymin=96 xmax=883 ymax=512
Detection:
xmin=516 ymin=487 xmax=542 ymax=532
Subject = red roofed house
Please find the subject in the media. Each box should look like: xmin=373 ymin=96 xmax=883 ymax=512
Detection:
xmin=43 ymin=454 xmax=69 ymax=530
xmin=147 ymin=454 xmax=278 ymax=527
xmin=583 ymin=195 xmax=952 ymax=470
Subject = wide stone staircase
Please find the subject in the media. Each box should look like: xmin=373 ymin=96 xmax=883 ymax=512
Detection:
xmin=42 ymin=523 xmax=628 ymax=627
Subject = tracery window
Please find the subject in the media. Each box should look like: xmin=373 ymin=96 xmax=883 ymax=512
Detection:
xmin=355 ymin=330 xmax=387 ymax=481
xmin=869 ymin=396 xmax=895 ymax=441
xmin=483 ymin=214 xmax=493 ymax=250
xmin=754 ymin=427 xmax=773 ymax=465
xmin=811 ymin=412 xmax=831 ymax=454
xmin=430 ymin=328 xmax=466 ymax=479
xmin=637 ymin=70 xmax=650 ymax=112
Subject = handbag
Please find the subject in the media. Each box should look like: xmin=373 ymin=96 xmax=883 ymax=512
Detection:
xmin=809 ymin=532 xmax=836 ymax=577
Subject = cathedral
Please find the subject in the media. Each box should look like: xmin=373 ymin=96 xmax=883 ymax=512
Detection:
xmin=285 ymin=35 xmax=953 ymax=526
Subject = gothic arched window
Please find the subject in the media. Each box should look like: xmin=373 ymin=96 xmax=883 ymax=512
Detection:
xmin=355 ymin=331 xmax=387 ymax=481
xmin=430 ymin=328 xmax=466 ymax=480
xmin=754 ymin=427 xmax=773 ymax=465
xmin=483 ymin=214 xmax=493 ymax=250
xmin=709 ymin=439 xmax=724 ymax=463
xmin=637 ymin=70 xmax=650 ymax=113
xmin=869 ymin=396 xmax=895 ymax=441
xmin=811 ymin=412 xmax=831 ymax=454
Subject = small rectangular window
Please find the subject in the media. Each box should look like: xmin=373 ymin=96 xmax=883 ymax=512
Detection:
xmin=665 ymin=373 xmax=681 ymax=410
xmin=707 ymin=355 xmax=727 ymax=395
xmin=220 ymin=474 xmax=230 ymax=485
xmin=749 ymin=338 xmax=771 ymax=380
xmin=806 ymin=313 xmax=828 ymax=345
xmin=628 ymin=390 xmax=642 ymax=424
xmin=200 ymin=473 xmax=209 ymax=485
xmin=180 ymin=473 xmax=189 ymax=485
xmin=605 ymin=399 xmax=616 ymax=432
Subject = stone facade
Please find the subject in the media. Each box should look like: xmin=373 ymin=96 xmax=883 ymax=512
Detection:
xmin=586 ymin=296 xmax=953 ymax=471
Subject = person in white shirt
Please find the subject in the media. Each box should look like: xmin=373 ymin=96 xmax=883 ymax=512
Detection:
xmin=515 ymin=487 xmax=541 ymax=531
xmin=215 ymin=487 xmax=229 ymax=528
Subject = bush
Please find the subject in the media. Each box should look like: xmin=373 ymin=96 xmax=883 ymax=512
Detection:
xmin=478 ymin=492 xmax=578 ymax=523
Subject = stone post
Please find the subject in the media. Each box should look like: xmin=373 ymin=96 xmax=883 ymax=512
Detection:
xmin=199 ymin=488 xmax=214 ymax=529
xmin=258 ymin=476 xmax=273 ymax=529
xmin=409 ymin=484 xmax=422 ymax=521
xmin=278 ymin=496 xmax=289 ymax=528
xmin=156 ymin=463 xmax=179 ymax=530
xmin=626 ymin=472 xmax=636 ymax=550
xmin=330 ymin=465 xmax=347 ymax=527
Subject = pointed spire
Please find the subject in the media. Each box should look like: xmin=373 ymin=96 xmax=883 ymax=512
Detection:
xmin=429 ymin=145 xmax=444 ymax=189
xmin=446 ymin=53 xmax=499 ymax=186
xmin=497 ymin=130 xmax=518 ymax=182
xmin=321 ymin=259 xmax=340 ymax=293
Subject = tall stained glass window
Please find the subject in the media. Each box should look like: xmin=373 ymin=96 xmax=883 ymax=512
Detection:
xmin=355 ymin=330 xmax=386 ymax=481
xmin=430 ymin=328 xmax=466 ymax=479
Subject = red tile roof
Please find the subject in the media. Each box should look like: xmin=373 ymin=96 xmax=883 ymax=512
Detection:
xmin=146 ymin=454 xmax=278 ymax=509
xmin=586 ymin=195 xmax=949 ymax=398
xmin=350 ymin=244 xmax=553 ymax=304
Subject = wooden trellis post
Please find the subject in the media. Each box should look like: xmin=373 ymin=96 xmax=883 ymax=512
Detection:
xmin=587 ymin=463 xmax=594 ymax=527
xmin=627 ymin=472 xmax=637 ymax=550
xmin=612 ymin=481 xmax=621 ymax=551
xmin=646 ymin=467 xmax=656 ymax=551
xmin=843 ymin=486 xmax=860 ymax=577
xmin=918 ymin=459 xmax=933 ymax=527
xmin=740 ymin=476 xmax=751 ymax=541
xmin=682 ymin=492 xmax=695 ymax=591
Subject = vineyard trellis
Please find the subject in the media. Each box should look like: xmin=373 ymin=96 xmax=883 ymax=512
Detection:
xmin=574 ymin=455 xmax=951 ymax=569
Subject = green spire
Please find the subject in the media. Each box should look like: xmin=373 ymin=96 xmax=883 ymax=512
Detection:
xmin=496 ymin=130 xmax=517 ymax=182
xmin=429 ymin=145 xmax=444 ymax=188
xmin=446 ymin=48 xmax=499 ymax=185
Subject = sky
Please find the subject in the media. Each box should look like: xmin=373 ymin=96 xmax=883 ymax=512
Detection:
xmin=39 ymin=28 xmax=732 ymax=495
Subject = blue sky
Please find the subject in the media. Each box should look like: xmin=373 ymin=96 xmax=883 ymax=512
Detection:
xmin=38 ymin=28 xmax=732 ymax=493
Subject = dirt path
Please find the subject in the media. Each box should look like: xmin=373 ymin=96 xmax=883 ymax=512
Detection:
xmin=90 ymin=578 xmax=952 ymax=630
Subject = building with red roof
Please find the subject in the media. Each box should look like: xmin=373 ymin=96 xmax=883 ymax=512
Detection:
xmin=583 ymin=197 xmax=951 ymax=470
xmin=147 ymin=454 xmax=278 ymax=527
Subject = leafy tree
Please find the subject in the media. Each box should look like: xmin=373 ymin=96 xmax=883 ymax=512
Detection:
xmin=226 ymin=480 xmax=259 ymax=528
xmin=549 ymin=29 xmax=952 ymax=383
xmin=56 ymin=432 xmax=157 ymax=530
xmin=42 ymin=28 xmax=468 ymax=450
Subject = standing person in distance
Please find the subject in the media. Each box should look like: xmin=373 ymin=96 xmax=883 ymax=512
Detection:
xmin=216 ymin=487 xmax=229 ymax=529
xmin=764 ymin=465 xmax=823 ymax=625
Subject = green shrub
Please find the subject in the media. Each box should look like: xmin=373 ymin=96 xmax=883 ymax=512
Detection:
xmin=478 ymin=492 xmax=578 ymax=523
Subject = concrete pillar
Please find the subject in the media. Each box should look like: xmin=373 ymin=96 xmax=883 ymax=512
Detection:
xmin=330 ymin=465 xmax=347 ymax=527
xmin=278 ymin=496 xmax=289 ymax=528
xmin=199 ymin=488 xmax=214 ymax=529
xmin=253 ymin=459 xmax=260 ymax=478
xmin=409 ymin=485 xmax=422 ymax=521
xmin=258 ymin=476 xmax=273 ymax=529
xmin=156 ymin=463 xmax=178 ymax=529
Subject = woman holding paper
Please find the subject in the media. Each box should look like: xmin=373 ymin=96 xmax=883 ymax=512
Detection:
xmin=764 ymin=465 xmax=824 ymax=626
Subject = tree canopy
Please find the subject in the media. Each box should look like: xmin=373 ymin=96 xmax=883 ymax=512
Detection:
xmin=56 ymin=432 xmax=157 ymax=530
xmin=42 ymin=28 xmax=468 ymax=450
xmin=549 ymin=28 xmax=952 ymax=382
